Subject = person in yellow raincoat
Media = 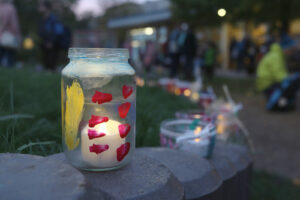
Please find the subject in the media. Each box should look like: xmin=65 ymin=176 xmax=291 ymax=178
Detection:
xmin=256 ymin=43 xmax=300 ymax=110
xmin=256 ymin=43 xmax=288 ymax=92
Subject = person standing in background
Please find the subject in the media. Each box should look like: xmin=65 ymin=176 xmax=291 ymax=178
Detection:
xmin=204 ymin=41 xmax=216 ymax=79
xmin=178 ymin=23 xmax=197 ymax=80
xmin=142 ymin=40 xmax=155 ymax=73
xmin=167 ymin=26 xmax=180 ymax=78
xmin=38 ymin=1 xmax=58 ymax=71
xmin=38 ymin=1 xmax=71 ymax=71
xmin=0 ymin=0 xmax=20 ymax=67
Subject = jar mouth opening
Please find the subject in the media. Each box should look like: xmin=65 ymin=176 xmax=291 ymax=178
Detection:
xmin=160 ymin=119 xmax=207 ymax=135
xmin=68 ymin=48 xmax=129 ymax=59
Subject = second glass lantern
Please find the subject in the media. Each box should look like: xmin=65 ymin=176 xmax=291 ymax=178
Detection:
xmin=61 ymin=48 xmax=136 ymax=171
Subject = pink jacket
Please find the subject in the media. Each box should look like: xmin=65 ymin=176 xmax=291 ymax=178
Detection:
xmin=0 ymin=3 xmax=20 ymax=38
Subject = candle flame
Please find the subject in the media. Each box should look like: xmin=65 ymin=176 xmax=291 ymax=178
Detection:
xmin=217 ymin=114 xmax=224 ymax=121
xmin=184 ymin=89 xmax=191 ymax=97
xmin=194 ymin=114 xmax=201 ymax=119
xmin=194 ymin=138 xmax=201 ymax=143
xmin=135 ymin=76 xmax=145 ymax=87
xmin=191 ymin=92 xmax=199 ymax=101
xmin=174 ymin=88 xmax=181 ymax=96
xmin=217 ymin=124 xmax=225 ymax=134
xmin=194 ymin=126 xmax=202 ymax=135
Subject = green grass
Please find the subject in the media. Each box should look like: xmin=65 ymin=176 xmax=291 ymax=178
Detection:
xmin=0 ymin=68 xmax=197 ymax=154
xmin=0 ymin=68 xmax=61 ymax=155
xmin=0 ymin=67 xmax=299 ymax=199
xmin=252 ymin=171 xmax=300 ymax=200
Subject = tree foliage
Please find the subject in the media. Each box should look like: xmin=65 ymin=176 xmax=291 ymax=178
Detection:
xmin=171 ymin=0 xmax=300 ymax=31
xmin=102 ymin=2 xmax=143 ymax=20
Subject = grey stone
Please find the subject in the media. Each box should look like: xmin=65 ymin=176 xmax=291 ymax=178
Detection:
xmin=136 ymin=147 xmax=222 ymax=200
xmin=215 ymin=143 xmax=252 ymax=172
xmin=215 ymin=143 xmax=253 ymax=200
xmin=209 ymin=152 xmax=236 ymax=181
xmin=48 ymin=152 xmax=185 ymax=200
xmin=209 ymin=151 xmax=238 ymax=200
xmin=0 ymin=153 xmax=86 ymax=200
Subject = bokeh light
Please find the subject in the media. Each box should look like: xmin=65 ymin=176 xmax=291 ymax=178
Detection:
xmin=217 ymin=8 xmax=226 ymax=17
xmin=23 ymin=37 xmax=34 ymax=50
xmin=144 ymin=27 xmax=154 ymax=35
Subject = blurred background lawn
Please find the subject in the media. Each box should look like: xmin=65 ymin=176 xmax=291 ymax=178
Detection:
xmin=0 ymin=67 xmax=299 ymax=200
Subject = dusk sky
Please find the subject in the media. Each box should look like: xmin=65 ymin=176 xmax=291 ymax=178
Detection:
xmin=73 ymin=0 xmax=158 ymax=18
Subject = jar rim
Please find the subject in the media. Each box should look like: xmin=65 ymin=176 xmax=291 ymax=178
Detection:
xmin=68 ymin=48 xmax=129 ymax=59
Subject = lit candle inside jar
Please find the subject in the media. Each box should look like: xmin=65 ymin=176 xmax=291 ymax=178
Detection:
xmin=191 ymin=126 xmax=209 ymax=146
xmin=189 ymin=137 xmax=209 ymax=146
xmin=81 ymin=119 xmax=125 ymax=167
xmin=216 ymin=114 xmax=228 ymax=140
xmin=180 ymin=137 xmax=210 ymax=157
xmin=178 ymin=125 xmax=211 ymax=157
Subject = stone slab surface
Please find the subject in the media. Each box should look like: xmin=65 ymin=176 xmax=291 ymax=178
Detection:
xmin=214 ymin=143 xmax=252 ymax=171
xmin=209 ymin=152 xmax=238 ymax=200
xmin=209 ymin=152 xmax=237 ymax=181
xmin=0 ymin=153 xmax=86 ymax=200
xmin=48 ymin=152 xmax=185 ymax=200
xmin=214 ymin=143 xmax=253 ymax=200
xmin=136 ymin=147 xmax=222 ymax=200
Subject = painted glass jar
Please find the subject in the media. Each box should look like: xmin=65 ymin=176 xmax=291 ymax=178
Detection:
xmin=61 ymin=48 xmax=136 ymax=171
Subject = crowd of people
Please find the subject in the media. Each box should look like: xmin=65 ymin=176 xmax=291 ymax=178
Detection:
xmin=137 ymin=25 xmax=293 ymax=81
xmin=0 ymin=0 xmax=71 ymax=71
xmin=136 ymin=23 xmax=217 ymax=81
xmin=135 ymin=24 xmax=300 ymax=111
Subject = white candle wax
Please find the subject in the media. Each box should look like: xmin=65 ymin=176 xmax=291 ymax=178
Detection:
xmin=81 ymin=119 xmax=125 ymax=167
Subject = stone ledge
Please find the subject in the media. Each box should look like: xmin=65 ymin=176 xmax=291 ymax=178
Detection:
xmin=214 ymin=143 xmax=253 ymax=200
xmin=136 ymin=147 xmax=223 ymax=200
xmin=48 ymin=152 xmax=184 ymax=200
xmin=0 ymin=153 xmax=86 ymax=200
xmin=47 ymin=153 xmax=184 ymax=200
xmin=0 ymin=144 xmax=253 ymax=200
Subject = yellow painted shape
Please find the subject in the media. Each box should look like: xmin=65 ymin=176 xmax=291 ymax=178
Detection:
xmin=64 ymin=80 xmax=84 ymax=150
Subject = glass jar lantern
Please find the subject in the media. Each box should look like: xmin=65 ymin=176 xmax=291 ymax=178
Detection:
xmin=160 ymin=119 xmax=216 ymax=158
xmin=175 ymin=109 xmax=212 ymax=122
xmin=61 ymin=48 xmax=136 ymax=171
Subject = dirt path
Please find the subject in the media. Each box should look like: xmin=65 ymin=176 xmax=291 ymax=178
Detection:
xmin=239 ymin=94 xmax=300 ymax=179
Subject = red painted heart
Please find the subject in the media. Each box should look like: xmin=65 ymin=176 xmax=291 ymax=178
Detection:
xmin=88 ymin=115 xmax=109 ymax=127
xmin=116 ymin=142 xmax=130 ymax=162
xmin=89 ymin=144 xmax=109 ymax=154
xmin=92 ymin=91 xmax=112 ymax=104
xmin=122 ymin=85 xmax=133 ymax=99
xmin=88 ymin=129 xmax=106 ymax=140
xmin=118 ymin=102 xmax=131 ymax=118
xmin=118 ymin=124 xmax=131 ymax=138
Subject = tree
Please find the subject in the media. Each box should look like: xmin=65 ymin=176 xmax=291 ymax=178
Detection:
xmin=236 ymin=0 xmax=300 ymax=33
xmin=171 ymin=0 xmax=300 ymax=32
xmin=102 ymin=2 xmax=142 ymax=20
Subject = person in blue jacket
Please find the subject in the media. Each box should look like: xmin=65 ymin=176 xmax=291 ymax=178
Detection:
xmin=38 ymin=1 xmax=71 ymax=71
